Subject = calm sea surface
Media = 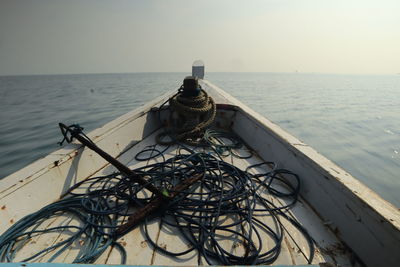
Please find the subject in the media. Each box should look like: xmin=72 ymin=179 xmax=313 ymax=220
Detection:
xmin=1 ymin=73 xmax=399 ymax=207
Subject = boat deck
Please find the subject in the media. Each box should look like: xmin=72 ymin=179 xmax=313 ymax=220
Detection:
xmin=10 ymin=129 xmax=360 ymax=266
xmin=1 ymin=79 xmax=398 ymax=266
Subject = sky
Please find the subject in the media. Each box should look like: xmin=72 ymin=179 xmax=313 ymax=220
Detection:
xmin=0 ymin=0 xmax=399 ymax=75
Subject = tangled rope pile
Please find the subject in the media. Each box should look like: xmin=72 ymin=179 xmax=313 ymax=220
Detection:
xmin=0 ymin=140 xmax=314 ymax=265
xmin=0 ymin=196 xmax=124 ymax=263
xmin=157 ymin=87 xmax=216 ymax=145
xmin=203 ymin=129 xmax=252 ymax=159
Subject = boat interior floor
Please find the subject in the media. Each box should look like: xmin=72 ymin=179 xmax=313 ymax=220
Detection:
xmin=11 ymin=128 xmax=362 ymax=266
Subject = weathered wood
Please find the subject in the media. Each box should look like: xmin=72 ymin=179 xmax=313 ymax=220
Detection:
xmin=149 ymin=146 xmax=200 ymax=266
xmin=106 ymin=133 xmax=173 ymax=265
xmin=228 ymin=152 xmax=354 ymax=265
xmin=0 ymin=79 xmax=398 ymax=266
xmin=115 ymin=174 xmax=202 ymax=238
xmin=58 ymin=123 xmax=166 ymax=198
xmin=0 ymin=92 xmax=173 ymax=234
xmin=228 ymin=151 xmax=311 ymax=265
xmin=203 ymin=79 xmax=400 ymax=267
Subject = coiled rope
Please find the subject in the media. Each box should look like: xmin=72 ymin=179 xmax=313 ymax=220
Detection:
xmin=157 ymin=87 xmax=216 ymax=145
xmin=0 ymin=140 xmax=314 ymax=265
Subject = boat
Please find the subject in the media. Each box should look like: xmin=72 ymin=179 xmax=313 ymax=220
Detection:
xmin=0 ymin=63 xmax=399 ymax=266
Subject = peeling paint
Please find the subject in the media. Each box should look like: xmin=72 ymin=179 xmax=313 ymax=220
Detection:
xmin=159 ymin=242 xmax=167 ymax=250
xmin=319 ymin=242 xmax=348 ymax=257
xmin=292 ymin=143 xmax=309 ymax=147
xmin=140 ymin=240 xmax=147 ymax=248
xmin=329 ymin=168 xmax=340 ymax=175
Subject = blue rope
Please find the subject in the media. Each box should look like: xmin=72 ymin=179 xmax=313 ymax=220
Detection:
xmin=0 ymin=135 xmax=313 ymax=265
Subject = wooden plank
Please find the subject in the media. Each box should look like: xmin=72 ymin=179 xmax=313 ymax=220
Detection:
xmin=0 ymin=156 xmax=75 ymax=234
xmin=199 ymin=147 xmax=252 ymax=265
xmin=0 ymin=129 xmax=352 ymax=266
xmin=114 ymin=139 xmax=255 ymax=265
xmin=104 ymin=132 xmax=176 ymax=264
xmin=149 ymin=148 xmax=198 ymax=266
xmin=230 ymin=112 xmax=372 ymax=266
xmin=231 ymin=154 xmax=311 ymax=265
xmin=64 ymin=132 xmax=169 ymax=264
xmin=202 ymin=80 xmax=400 ymax=267
xmin=0 ymin=130 xmax=164 ymax=264
xmin=227 ymin=152 xmax=297 ymax=265
xmin=0 ymin=88 xmax=174 ymax=232
xmin=37 ymin=216 xmax=82 ymax=263
xmin=9 ymin=215 xmax=69 ymax=262
xmin=229 ymin=147 xmax=355 ymax=266
xmin=104 ymin=219 xmax=159 ymax=265
xmin=0 ymin=79 xmax=371 ymax=266
xmin=0 ymin=114 xmax=167 ymax=263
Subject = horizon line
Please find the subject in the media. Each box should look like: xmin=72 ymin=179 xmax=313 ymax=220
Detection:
xmin=1 ymin=71 xmax=399 ymax=78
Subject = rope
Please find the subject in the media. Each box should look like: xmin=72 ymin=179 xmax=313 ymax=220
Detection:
xmin=157 ymin=88 xmax=216 ymax=145
xmin=0 ymin=196 xmax=124 ymax=263
xmin=203 ymin=129 xmax=253 ymax=159
xmin=0 ymin=139 xmax=314 ymax=265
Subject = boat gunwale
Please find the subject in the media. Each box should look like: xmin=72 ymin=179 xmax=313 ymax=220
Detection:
xmin=202 ymin=79 xmax=400 ymax=267
xmin=0 ymin=88 xmax=177 ymax=199
xmin=202 ymin=79 xmax=400 ymax=229
xmin=1 ymin=79 xmax=399 ymax=266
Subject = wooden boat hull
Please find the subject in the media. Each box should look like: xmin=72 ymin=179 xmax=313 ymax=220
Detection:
xmin=203 ymin=80 xmax=400 ymax=266
xmin=0 ymin=80 xmax=399 ymax=266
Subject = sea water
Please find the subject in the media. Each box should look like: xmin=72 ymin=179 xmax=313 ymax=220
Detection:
xmin=1 ymin=72 xmax=399 ymax=207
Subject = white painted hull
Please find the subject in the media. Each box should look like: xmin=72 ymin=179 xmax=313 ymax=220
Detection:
xmin=0 ymin=80 xmax=398 ymax=266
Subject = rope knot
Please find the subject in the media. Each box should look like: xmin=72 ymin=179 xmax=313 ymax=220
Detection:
xmin=57 ymin=123 xmax=84 ymax=146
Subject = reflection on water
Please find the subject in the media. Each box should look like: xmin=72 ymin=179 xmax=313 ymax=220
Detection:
xmin=1 ymin=72 xmax=399 ymax=207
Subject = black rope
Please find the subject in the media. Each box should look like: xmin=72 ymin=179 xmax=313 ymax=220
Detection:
xmin=58 ymin=123 xmax=94 ymax=146
xmin=0 ymin=132 xmax=314 ymax=265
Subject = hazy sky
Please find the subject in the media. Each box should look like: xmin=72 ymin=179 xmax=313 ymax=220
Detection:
xmin=0 ymin=0 xmax=399 ymax=75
